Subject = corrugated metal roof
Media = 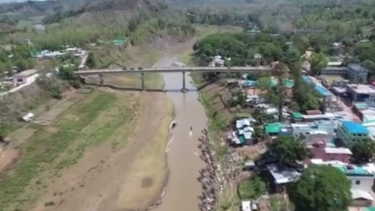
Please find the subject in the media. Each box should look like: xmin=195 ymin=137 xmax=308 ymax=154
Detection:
xmin=306 ymin=110 xmax=321 ymax=115
xmin=352 ymin=190 xmax=374 ymax=201
xmin=291 ymin=112 xmax=303 ymax=119
xmin=324 ymin=147 xmax=352 ymax=154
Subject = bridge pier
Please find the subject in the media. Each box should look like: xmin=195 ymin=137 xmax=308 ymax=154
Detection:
xmin=99 ymin=73 xmax=104 ymax=86
xmin=181 ymin=71 xmax=188 ymax=92
xmin=141 ymin=72 xmax=145 ymax=91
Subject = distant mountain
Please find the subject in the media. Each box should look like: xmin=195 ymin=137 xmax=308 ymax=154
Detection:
xmin=41 ymin=0 xmax=171 ymax=25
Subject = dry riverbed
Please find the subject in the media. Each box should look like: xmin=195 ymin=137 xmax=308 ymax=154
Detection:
xmin=0 ymin=72 xmax=173 ymax=211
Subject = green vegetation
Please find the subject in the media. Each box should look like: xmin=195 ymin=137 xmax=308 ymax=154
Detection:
xmin=288 ymin=165 xmax=351 ymax=211
xmin=0 ymin=44 xmax=34 ymax=74
xmin=192 ymin=29 xmax=327 ymax=113
xmin=178 ymin=25 xmax=242 ymax=65
xmin=350 ymin=139 xmax=375 ymax=163
xmin=310 ymin=52 xmax=328 ymax=75
xmin=0 ymin=91 xmax=135 ymax=210
xmin=193 ymin=32 xmax=287 ymax=66
xmin=265 ymin=136 xmax=311 ymax=165
xmin=5 ymin=0 xmax=195 ymax=51
xmin=238 ymin=176 xmax=266 ymax=199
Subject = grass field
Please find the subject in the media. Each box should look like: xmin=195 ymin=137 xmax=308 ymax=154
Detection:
xmin=320 ymin=75 xmax=344 ymax=85
xmin=0 ymin=91 xmax=124 ymax=210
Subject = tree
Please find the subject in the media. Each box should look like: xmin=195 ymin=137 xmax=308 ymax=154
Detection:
xmin=228 ymin=90 xmax=247 ymax=107
xmin=251 ymin=107 xmax=274 ymax=125
xmin=86 ymin=52 xmax=97 ymax=69
xmin=350 ymin=139 xmax=375 ymax=163
xmin=291 ymin=62 xmax=321 ymax=111
xmin=0 ymin=122 xmax=6 ymax=141
xmin=282 ymin=47 xmax=301 ymax=67
xmin=267 ymin=136 xmax=311 ymax=165
xmin=259 ymin=63 xmax=289 ymax=122
xmin=253 ymin=126 xmax=265 ymax=139
xmin=310 ymin=52 xmax=327 ymax=75
xmin=238 ymin=175 xmax=267 ymax=199
xmin=288 ymin=165 xmax=351 ymax=211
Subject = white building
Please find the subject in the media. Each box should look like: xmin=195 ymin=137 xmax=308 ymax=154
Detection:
xmin=312 ymin=160 xmax=375 ymax=207
xmin=241 ymin=200 xmax=257 ymax=211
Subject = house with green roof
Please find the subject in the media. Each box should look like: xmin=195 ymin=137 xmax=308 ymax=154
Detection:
xmin=264 ymin=122 xmax=291 ymax=136
xmin=291 ymin=112 xmax=303 ymax=122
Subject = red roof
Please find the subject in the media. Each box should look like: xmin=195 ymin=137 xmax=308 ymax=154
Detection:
xmin=306 ymin=110 xmax=321 ymax=115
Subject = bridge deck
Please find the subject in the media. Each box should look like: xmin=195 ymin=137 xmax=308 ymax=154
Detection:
xmin=76 ymin=66 xmax=272 ymax=75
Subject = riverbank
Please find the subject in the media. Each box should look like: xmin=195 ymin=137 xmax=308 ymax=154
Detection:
xmin=0 ymin=50 xmax=175 ymax=211
xmin=184 ymin=25 xmax=244 ymax=211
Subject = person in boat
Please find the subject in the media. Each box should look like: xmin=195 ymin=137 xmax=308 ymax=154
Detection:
xmin=171 ymin=121 xmax=177 ymax=129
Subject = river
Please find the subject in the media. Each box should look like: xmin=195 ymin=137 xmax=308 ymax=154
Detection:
xmin=153 ymin=55 xmax=208 ymax=211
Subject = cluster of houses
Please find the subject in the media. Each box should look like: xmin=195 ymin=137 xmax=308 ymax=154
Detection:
xmin=31 ymin=47 xmax=87 ymax=60
xmin=224 ymin=63 xmax=375 ymax=211
xmin=0 ymin=45 xmax=89 ymax=94
xmin=237 ymin=117 xmax=375 ymax=211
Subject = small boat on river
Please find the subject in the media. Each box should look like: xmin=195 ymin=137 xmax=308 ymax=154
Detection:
xmin=170 ymin=120 xmax=177 ymax=129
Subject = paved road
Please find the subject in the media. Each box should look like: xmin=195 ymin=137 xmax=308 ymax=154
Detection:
xmin=76 ymin=66 xmax=272 ymax=75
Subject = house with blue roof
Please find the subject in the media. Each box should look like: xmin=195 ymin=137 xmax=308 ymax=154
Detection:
xmin=337 ymin=121 xmax=369 ymax=146
xmin=301 ymin=76 xmax=332 ymax=97
xmin=315 ymin=85 xmax=332 ymax=97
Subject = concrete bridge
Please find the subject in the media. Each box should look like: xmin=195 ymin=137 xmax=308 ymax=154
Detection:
xmin=76 ymin=66 xmax=272 ymax=92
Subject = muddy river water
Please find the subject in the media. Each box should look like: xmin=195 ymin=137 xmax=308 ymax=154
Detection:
xmin=153 ymin=55 xmax=207 ymax=211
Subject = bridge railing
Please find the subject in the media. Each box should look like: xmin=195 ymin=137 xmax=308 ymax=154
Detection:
xmin=76 ymin=66 xmax=273 ymax=75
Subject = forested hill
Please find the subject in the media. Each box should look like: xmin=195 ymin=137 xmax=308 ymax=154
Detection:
xmin=42 ymin=0 xmax=169 ymax=24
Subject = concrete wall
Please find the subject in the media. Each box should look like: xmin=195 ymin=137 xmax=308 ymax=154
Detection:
xmin=337 ymin=126 xmax=369 ymax=146
xmin=348 ymin=176 xmax=374 ymax=192
xmin=347 ymin=65 xmax=368 ymax=82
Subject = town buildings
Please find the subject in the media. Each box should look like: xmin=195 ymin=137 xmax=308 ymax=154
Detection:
xmin=228 ymin=118 xmax=255 ymax=145
xmin=321 ymin=66 xmax=348 ymax=76
xmin=320 ymin=64 xmax=369 ymax=82
xmin=311 ymin=160 xmax=375 ymax=207
xmin=347 ymin=64 xmax=369 ymax=82
xmin=346 ymin=84 xmax=375 ymax=104
xmin=265 ymin=163 xmax=301 ymax=192
xmin=291 ymin=120 xmax=336 ymax=137
xmin=306 ymin=138 xmax=352 ymax=163
xmin=337 ymin=121 xmax=370 ymax=146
